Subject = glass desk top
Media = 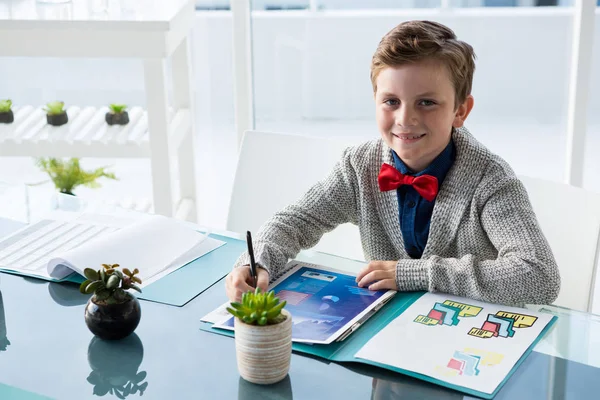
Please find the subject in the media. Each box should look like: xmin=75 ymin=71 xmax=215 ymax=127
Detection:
xmin=0 ymin=187 xmax=598 ymax=399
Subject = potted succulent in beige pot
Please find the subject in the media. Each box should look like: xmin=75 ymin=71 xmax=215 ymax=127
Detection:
xmin=227 ymin=288 xmax=291 ymax=385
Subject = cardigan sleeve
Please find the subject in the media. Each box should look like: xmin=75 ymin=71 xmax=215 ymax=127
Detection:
xmin=233 ymin=146 xmax=360 ymax=280
xmin=395 ymin=162 xmax=561 ymax=306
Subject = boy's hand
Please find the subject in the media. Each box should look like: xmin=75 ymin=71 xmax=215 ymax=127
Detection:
xmin=225 ymin=266 xmax=269 ymax=302
xmin=356 ymin=261 xmax=398 ymax=291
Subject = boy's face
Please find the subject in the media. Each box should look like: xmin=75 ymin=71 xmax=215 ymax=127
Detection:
xmin=375 ymin=59 xmax=474 ymax=172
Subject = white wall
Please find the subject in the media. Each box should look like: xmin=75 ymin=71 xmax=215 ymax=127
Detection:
xmin=0 ymin=8 xmax=598 ymax=129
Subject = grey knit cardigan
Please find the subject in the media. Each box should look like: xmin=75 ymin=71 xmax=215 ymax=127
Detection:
xmin=234 ymin=127 xmax=561 ymax=306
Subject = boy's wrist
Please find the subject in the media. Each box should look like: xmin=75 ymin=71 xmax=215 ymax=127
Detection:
xmin=395 ymin=259 xmax=429 ymax=291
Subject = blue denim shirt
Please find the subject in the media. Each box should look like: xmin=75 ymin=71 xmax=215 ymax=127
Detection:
xmin=392 ymin=140 xmax=456 ymax=258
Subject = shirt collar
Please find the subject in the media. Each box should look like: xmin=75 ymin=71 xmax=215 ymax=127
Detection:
xmin=392 ymin=139 xmax=456 ymax=185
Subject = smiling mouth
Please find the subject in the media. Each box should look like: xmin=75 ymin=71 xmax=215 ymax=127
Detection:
xmin=393 ymin=133 xmax=426 ymax=140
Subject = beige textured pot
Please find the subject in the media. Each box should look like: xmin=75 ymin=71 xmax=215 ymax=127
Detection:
xmin=234 ymin=309 xmax=292 ymax=385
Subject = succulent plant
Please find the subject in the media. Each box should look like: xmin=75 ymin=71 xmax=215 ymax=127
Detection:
xmin=0 ymin=100 xmax=12 ymax=113
xmin=36 ymin=157 xmax=117 ymax=195
xmin=227 ymin=288 xmax=287 ymax=326
xmin=44 ymin=101 xmax=66 ymax=115
xmin=109 ymin=104 xmax=127 ymax=114
xmin=79 ymin=264 xmax=142 ymax=305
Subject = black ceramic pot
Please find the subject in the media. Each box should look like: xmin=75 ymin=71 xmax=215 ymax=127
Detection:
xmin=47 ymin=112 xmax=68 ymax=126
xmin=105 ymin=111 xmax=129 ymax=125
xmin=84 ymin=294 xmax=141 ymax=340
xmin=0 ymin=110 xmax=13 ymax=124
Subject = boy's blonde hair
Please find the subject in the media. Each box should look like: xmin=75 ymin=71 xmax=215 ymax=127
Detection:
xmin=370 ymin=20 xmax=476 ymax=107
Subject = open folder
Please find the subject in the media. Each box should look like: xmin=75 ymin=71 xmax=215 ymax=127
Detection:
xmin=0 ymin=212 xmax=224 ymax=288
xmin=200 ymin=262 xmax=556 ymax=399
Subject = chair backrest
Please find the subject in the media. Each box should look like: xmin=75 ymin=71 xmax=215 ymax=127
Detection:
xmin=227 ymin=130 xmax=364 ymax=261
xmin=519 ymin=175 xmax=600 ymax=313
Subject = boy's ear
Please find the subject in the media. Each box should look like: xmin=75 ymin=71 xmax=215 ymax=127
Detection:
xmin=452 ymin=95 xmax=475 ymax=128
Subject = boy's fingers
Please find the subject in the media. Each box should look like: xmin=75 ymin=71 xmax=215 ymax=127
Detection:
xmin=356 ymin=265 xmax=373 ymax=282
xmin=256 ymin=269 xmax=269 ymax=291
xmin=358 ymin=270 xmax=393 ymax=287
xmin=368 ymin=279 xmax=397 ymax=291
xmin=226 ymin=267 xmax=254 ymax=301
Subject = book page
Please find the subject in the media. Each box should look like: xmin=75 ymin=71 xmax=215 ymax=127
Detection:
xmin=0 ymin=212 xmax=135 ymax=280
xmin=47 ymin=214 xmax=212 ymax=287
xmin=354 ymin=292 xmax=554 ymax=396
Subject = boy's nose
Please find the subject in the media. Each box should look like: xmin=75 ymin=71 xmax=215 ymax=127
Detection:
xmin=395 ymin=105 xmax=418 ymax=128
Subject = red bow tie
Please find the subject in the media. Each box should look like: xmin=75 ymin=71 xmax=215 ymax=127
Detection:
xmin=377 ymin=163 xmax=439 ymax=202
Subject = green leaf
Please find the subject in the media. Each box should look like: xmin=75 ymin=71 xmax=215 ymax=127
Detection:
xmin=0 ymin=99 xmax=11 ymax=113
xmin=266 ymin=301 xmax=286 ymax=319
xmin=258 ymin=317 xmax=267 ymax=326
xmin=230 ymin=302 xmax=244 ymax=310
xmin=83 ymin=268 xmax=99 ymax=281
xmin=106 ymin=274 xmax=119 ymax=289
xmin=35 ymin=157 xmax=116 ymax=195
xmin=109 ymin=104 xmax=127 ymax=114
xmin=113 ymin=288 xmax=126 ymax=301
xmin=99 ymin=268 xmax=106 ymax=282
xmin=113 ymin=269 xmax=124 ymax=279
xmin=79 ymin=280 xmax=92 ymax=294
xmin=43 ymin=101 xmax=65 ymax=115
xmin=129 ymin=284 xmax=142 ymax=293
xmin=267 ymin=298 xmax=279 ymax=309
xmin=105 ymin=297 xmax=118 ymax=305
xmin=95 ymin=289 xmax=110 ymax=301
xmin=85 ymin=281 xmax=105 ymax=294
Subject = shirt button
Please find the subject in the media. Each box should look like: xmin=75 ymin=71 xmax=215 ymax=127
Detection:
xmin=407 ymin=200 xmax=416 ymax=208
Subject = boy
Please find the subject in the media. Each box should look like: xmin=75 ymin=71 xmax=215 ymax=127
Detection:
xmin=225 ymin=20 xmax=560 ymax=306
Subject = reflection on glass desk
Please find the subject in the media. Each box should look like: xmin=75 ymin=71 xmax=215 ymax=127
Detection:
xmin=0 ymin=191 xmax=598 ymax=399
xmin=86 ymin=334 xmax=147 ymax=398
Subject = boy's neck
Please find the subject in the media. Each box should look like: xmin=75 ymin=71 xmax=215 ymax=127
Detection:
xmin=402 ymin=137 xmax=452 ymax=173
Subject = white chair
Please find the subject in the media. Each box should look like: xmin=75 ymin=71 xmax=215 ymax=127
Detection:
xmin=227 ymin=130 xmax=365 ymax=261
xmin=519 ymin=175 xmax=600 ymax=313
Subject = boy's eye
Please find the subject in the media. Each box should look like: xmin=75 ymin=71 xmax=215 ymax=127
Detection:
xmin=419 ymin=99 xmax=436 ymax=107
xmin=384 ymin=99 xmax=399 ymax=107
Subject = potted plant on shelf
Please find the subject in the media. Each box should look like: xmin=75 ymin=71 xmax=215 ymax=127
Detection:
xmin=0 ymin=99 xmax=14 ymax=124
xmin=44 ymin=101 xmax=68 ymax=126
xmin=36 ymin=157 xmax=117 ymax=196
xmin=227 ymin=288 xmax=291 ymax=385
xmin=106 ymin=104 xmax=129 ymax=126
xmin=80 ymin=264 xmax=143 ymax=340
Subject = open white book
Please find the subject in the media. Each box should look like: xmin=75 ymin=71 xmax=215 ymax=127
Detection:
xmin=0 ymin=211 xmax=224 ymax=287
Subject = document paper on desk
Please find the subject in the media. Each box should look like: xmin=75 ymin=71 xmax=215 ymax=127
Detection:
xmin=0 ymin=212 xmax=224 ymax=286
xmin=354 ymin=292 xmax=555 ymax=396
